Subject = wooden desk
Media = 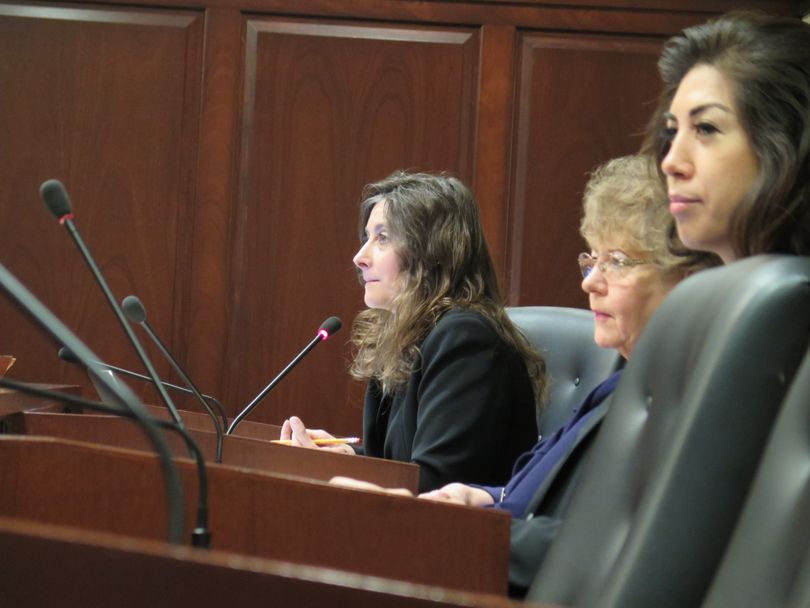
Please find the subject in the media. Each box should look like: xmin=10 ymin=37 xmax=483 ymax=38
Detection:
xmin=0 ymin=435 xmax=510 ymax=594
xmin=141 ymin=403 xmax=284 ymax=441
xmin=0 ymin=516 xmax=541 ymax=608
xmin=3 ymin=410 xmax=418 ymax=491
xmin=0 ymin=383 xmax=82 ymax=416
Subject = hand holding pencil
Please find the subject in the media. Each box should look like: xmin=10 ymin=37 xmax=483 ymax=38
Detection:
xmin=272 ymin=437 xmax=360 ymax=446
xmin=278 ymin=415 xmax=359 ymax=455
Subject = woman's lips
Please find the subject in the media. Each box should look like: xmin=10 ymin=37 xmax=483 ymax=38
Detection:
xmin=669 ymin=193 xmax=700 ymax=215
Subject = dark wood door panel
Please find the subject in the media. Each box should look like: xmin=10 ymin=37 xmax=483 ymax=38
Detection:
xmin=508 ymin=31 xmax=663 ymax=308
xmin=0 ymin=3 xmax=204 ymax=403
xmin=223 ymin=17 xmax=480 ymax=431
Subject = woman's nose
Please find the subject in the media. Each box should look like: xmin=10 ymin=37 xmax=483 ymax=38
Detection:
xmin=581 ymin=265 xmax=606 ymax=294
xmin=353 ymin=241 xmax=370 ymax=268
xmin=661 ymin=132 xmax=694 ymax=180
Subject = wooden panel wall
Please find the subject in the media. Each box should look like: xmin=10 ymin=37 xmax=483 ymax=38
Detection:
xmin=0 ymin=0 xmax=799 ymax=436
xmin=0 ymin=3 xmax=203 ymax=398
xmin=508 ymin=32 xmax=665 ymax=307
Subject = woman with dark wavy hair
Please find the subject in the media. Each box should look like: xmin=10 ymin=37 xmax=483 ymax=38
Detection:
xmin=643 ymin=10 xmax=810 ymax=262
xmin=281 ymin=170 xmax=545 ymax=492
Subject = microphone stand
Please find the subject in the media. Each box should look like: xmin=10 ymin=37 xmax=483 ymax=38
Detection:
xmin=226 ymin=317 xmax=341 ymax=435
xmin=57 ymin=348 xmax=228 ymax=430
xmin=0 ymin=377 xmax=211 ymax=548
xmin=39 ymin=180 xmax=186 ymax=431
xmin=122 ymin=295 xmax=224 ymax=463
xmin=0 ymin=263 xmax=185 ymax=544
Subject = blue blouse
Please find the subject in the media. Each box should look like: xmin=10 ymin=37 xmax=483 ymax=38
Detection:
xmin=477 ymin=370 xmax=622 ymax=517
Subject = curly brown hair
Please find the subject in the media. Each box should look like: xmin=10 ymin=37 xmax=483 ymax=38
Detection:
xmin=349 ymin=171 xmax=546 ymax=403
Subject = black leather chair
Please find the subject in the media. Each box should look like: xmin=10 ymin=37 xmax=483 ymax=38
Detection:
xmin=701 ymin=348 xmax=810 ymax=608
xmin=507 ymin=306 xmax=622 ymax=438
xmin=527 ymin=255 xmax=810 ymax=608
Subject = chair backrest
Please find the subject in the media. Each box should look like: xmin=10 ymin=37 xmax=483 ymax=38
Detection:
xmin=701 ymin=348 xmax=810 ymax=608
xmin=527 ymin=255 xmax=810 ymax=608
xmin=507 ymin=306 xmax=622 ymax=437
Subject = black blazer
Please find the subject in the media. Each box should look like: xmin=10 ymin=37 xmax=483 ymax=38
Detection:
xmin=361 ymin=309 xmax=538 ymax=492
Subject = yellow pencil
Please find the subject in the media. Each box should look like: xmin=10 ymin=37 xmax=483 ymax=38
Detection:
xmin=271 ymin=437 xmax=361 ymax=446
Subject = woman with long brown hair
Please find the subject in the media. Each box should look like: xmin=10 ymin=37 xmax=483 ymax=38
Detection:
xmin=281 ymin=170 xmax=545 ymax=492
xmin=644 ymin=11 xmax=810 ymax=261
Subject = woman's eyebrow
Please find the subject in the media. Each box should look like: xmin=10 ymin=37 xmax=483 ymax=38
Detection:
xmin=664 ymin=102 xmax=734 ymax=123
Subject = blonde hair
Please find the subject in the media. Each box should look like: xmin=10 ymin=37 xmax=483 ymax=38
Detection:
xmin=580 ymin=155 xmax=715 ymax=276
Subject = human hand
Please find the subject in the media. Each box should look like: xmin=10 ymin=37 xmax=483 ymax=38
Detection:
xmin=330 ymin=476 xmax=414 ymax=497
xmin=279 ymin=416 xmax=356 ymax=455
xmin=418 ymin=483 xmax=494 ymax=507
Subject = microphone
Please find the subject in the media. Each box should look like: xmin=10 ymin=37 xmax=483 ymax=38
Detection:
xmin=0 ymin=262 xmax=185 ymax=544
xmin=57 ymin=346 xmax=228 ymax=426
xmin=226 ymin=316 xmax=342 ymax=435
xmin=0 ymin=377 xmax=211 ymax=547
xmin=122 ymin=294 xmax=224 ymax=463
xmin=39 ymin=179 xmax=186 ymax=431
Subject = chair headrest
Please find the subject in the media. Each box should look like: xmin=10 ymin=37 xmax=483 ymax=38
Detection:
xmin=507 ymin=306 xmax=622 ymax=436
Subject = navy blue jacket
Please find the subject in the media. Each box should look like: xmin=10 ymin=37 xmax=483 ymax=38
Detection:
xmin=505 ymin=371 xmax=622 ymax=596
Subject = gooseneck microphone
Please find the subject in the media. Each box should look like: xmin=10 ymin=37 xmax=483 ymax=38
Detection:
xmin=39 ymin=179 xmax=186 ymax=431
xmin=0 ymin=377 xmax=212 ymax=547
xmin=57 ymin=346 xmax=228 ymax=425
xmin=0 ymin=263 xmax=185 ymax=544
xmin=122 ymin=294 xmax=224 ymax=463
xmin=226 ymin=316 xmax=342 ymax=435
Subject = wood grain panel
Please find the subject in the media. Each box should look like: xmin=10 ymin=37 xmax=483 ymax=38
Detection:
xmin=0 ymin=436 xmax=511 ymax=593
xmin=474 ymin=24 xmax=516 ymax=279
xmin=41 ymin=0 xmax=799 ymax=32
xmin=508 ymin=31 xmax=664 ymax=308
xmin=225 ymin=17 xmax=479 ymax=432
xmin=181 ymin=8 xmax=243 ymax=409
xmin=0 ymin=3 xmax=203 ymax=406
xmin=0 ymin=518 xmax=530 ymax=608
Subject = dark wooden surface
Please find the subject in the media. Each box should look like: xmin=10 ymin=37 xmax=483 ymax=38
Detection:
xmin=5 ymin=409 xmax=420 ymax=490
xmin=507 ymin=31 xmax=666 ymax=305
xmin=0 ymin=516 xmax=546 ymax=608
xmin=0 ymin=384 xmax=82 ymax=416
xmin=0 ymin=435 xmax=510 ymax=594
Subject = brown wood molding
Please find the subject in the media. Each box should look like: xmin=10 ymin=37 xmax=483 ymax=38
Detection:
xmin=9 ymin=409 xmax=421 ymax=489
xmin=6 ymin=0 xmax=797 ymax=29
xmin=507 ymin=30 xmax=664 ymax=307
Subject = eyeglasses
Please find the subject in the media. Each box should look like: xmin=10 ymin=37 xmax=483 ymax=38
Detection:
xmin=578 ymin=251 xmax=651 ymax=280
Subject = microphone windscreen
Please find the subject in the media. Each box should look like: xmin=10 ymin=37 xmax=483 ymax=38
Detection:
xmin=40 ymin=179 xmax=73 ymax=219
xmin=58 ymin=346 xmax=81 ymax=365
xmin=122 ymin=295 xmax=147 ymax=323
xmin=319 ymin=316 xmax=342 ymax=338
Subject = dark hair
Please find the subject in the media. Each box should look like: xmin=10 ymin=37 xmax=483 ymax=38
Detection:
xmin=642 ymin=11 xmax=810 ymax=258
xmin=350 ymin=171 xmax=546 ymax=403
